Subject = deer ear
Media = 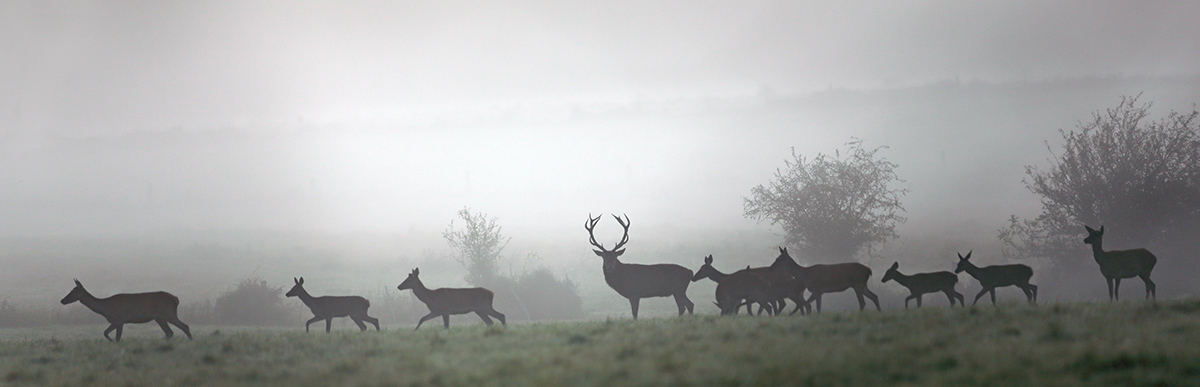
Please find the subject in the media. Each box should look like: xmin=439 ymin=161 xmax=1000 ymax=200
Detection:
xmin=74 ymin=279 xmax=82 ymax=287
xmin=614 ymin=248 xmax=626 ymax=256
xmin=298 ymin=277 xmax=304 ymax=285
xmin=957 ymin=252 xmax=964 ymax=260
xmin=890 ymin=262 xmax=899 ymax=270
xmin=966 ymin=251 xmax=972 ymax=259
xmin=705 ymin=255 xmax=713 ymax=264
xmin=1099 ymin=225 xmax=1104 ymax=233
xmin=414 ymin=268 xmax=420 ymax=276
xmin=1084 ymin=225 xmax=1094 ymax=233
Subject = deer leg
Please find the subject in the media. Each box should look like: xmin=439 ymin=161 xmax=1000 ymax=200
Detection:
xmin=989 ymin=289 xmax=997 ymax=305
xmin=169 ymin=317 xmax=193 ymax=339
xmin=673 ymin=293 xmax=693 ymax=316
xmin=943 ymin=290 xmax=956 ymax=306
xmin=156 ymin=319 xmax=175 ymax=339
xmin=915 ymin=295 xmax=923 ymax=308
xmin=953 ymin=290 xmax=965 ymax=306
xmin=489 ymin=309 xmax=506 ymax=325
xmin=364 ymin=315 xmax=380 ymax=331
xmin=351 ymin=317 xmax=368 ymax=331
xmin=808 ymin=293 xmax=823 ymax=313
xmin=1140 ymin=274 xmax=1156 ymax=300
xmin=114 ymin=324 xmax=124 ymax=342
xmin=1029 ymin=284 xmax=1038 ymax=303
xmin=1020 ymin=285 xmax=1035 ymax=304
xmin=971 ymin=289 xmax=988 ymax=306
xmin=414 ymin=313 xmax=439 ymax=330
xmin=305 ymin=316 xmax=323 ymax=332
xmin=103 ymin=325 xmax=118 ymax=342
xmin=904 ymin=294 xmax=916 ymax=309
xmin=862 ymin=287 xmax=881 ymax=311
xmin=1106 ymin=277 xmax=1115 ymax=301
xmin=441 ymin=314 xmax=450 ymax=328
xmin=1114 ymin=278 xmax=1122 ymax=300
xmin=475 ymin=311 xmax=494 ymax=326
xmin=787 ymin=296 xmax=806 ymax=316
xmin=629 ymin=298 xmax=640 ymax=319
xmin=325 ymin=318 xmax=333 ymax=333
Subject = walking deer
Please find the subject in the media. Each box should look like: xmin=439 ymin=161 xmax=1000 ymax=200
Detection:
xmin=585 ymin=214 xmax=694 ymax=319
xmin=396 ymin=268 xmax=506 ymax=329
xmin=881 ymin=262 xmax=964 ymax=308
xmin=770 ymin=247 xmax=879 ymax=313
xmin=1083 ymin=225 xmax=1157 ymax=301
xmin=285 ymin=277 xmax=380 ymax=332
xmin=60 ymin=279 xmax=192 ymax=342
xmin=692 ymin=255 xmax=776 ymax=315
xmin=954 ymin=251 xmax=1037 ymax=305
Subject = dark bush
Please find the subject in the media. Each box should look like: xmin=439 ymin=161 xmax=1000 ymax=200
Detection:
xmin=513 ymin=268 xmax=585 ymax=320
xmin=213 ymin=277 xmax=296 ymax=326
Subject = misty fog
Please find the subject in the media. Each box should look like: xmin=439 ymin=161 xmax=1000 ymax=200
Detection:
xmin=3 ymin=1 xmax=1199 ymax=319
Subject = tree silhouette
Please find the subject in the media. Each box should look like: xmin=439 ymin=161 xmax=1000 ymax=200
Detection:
xmin=744 ymin=139 xmax=907 ymax=263
xmin=999 ymin=95 xmax=1200 ymax=270
xmin=443 ymin=207 xmax=510 ymax=286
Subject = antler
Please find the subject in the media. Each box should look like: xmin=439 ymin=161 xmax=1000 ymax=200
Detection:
xmin=584 ymin=213 xmax=608 ymax=251
xmin=611 ymin=213 xmax=630 ymax=251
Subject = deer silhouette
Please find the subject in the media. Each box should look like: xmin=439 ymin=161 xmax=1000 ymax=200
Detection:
xmin=285 ymin=277 xmax=380 ymax=332
xmin=881 ymin=262 xmax=964 ymax=308
xmin=1083 ymin=225 xmax=1157 ymax=301
xmin=585 ymin=214 xmax=694 ymax=319
xmin=692 ymin=255 xmax=777 ymax=315
xmin=713 ymin=271 xmax=777 ymax=316
xmin=770 ymin=247 xmax=879 ymax=313
xmin=954 ymin=251 xmax=1037 ymax=305
xmin=60 ymin=279 xmax=192 ymax=342
xmin=397 ymin=268 xmax=506 ymax=329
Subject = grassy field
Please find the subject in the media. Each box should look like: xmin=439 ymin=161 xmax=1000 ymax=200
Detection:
xmin=0 ymin=300 xmax=1198 ymax=387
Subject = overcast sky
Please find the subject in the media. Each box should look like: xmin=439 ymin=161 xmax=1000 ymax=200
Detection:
xmin=2 ymin=0 xmax=1199 ymax=249
xmin=3 ymin=1 xmax=1198 ymax=134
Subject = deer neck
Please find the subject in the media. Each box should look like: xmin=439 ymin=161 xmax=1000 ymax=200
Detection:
xmin=961 ymin=262 xmax=984 ymax=279
xmin=602 ymin=258 xmax=624 ymax=276
xmin=407 ymin=280 xmax=434 ymax=302
xmin=1089 ymin=240 xmax=1107 ymax=262
xmin=704 ymin=266 xmax=729 ymax=282
xmin=75 ymin=291 xmax=108 ymax=316
xmin=890 ymin=271 xmax=914 ymax=287
xmin=293 ymin=288 xmax=317 ymax=305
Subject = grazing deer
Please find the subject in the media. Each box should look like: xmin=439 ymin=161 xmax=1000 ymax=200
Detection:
xmin=59 ymin=279 xmax=192 ymax=342
xmin=954 ymin=251 xmax=1037 ymax=305
xmin=396 ymin=268 xmax=506 ymax=330
xmin=770 ymin=247 xmax=879 ymax=313
xmin=585 ymin=214 xmax=694 ymax=319
xmin=1083 ymin=225 xmax=1157 ymax=301
xmin=692 ymin=255 xmax=776 ymax=315
xmin=881 ymin=262 xmax=964 ymax=308
xmin=285 ymin=277 xmax=380 ymax=333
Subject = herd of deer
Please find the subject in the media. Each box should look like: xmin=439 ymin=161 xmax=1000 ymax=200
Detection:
xmin=56 ymin=217 xmax=1157 ymax=342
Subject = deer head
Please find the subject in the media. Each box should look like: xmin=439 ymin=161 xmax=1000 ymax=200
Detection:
xmin=60 ymin=279 xmax=87 ymax=305
xmin=1083 ymin=225 xmax=1105 ymax=245
xmin=769 ymin=247 xmax=800 ymax=274
xmin=285 ymin=277 xmax=305 ymax=297
xmin=691 ymin=255 xmax=717 ymax=282
xmin=585 ymin=214 xmax=631 ymax=271
xmin=881 ymin=262 xmax=901 ymax=283
xmin=397 ymin=268 xmax=422 ymax=291
xmin=953 ymin=251 xmax=973 ymax=273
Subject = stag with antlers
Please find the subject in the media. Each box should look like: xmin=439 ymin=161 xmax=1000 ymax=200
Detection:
xmin=585 ymin=214 xmax=694 ymax=319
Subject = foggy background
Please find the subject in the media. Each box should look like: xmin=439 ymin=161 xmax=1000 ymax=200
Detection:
xmin=2 ymin=1 xmax=1199 ymax=320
